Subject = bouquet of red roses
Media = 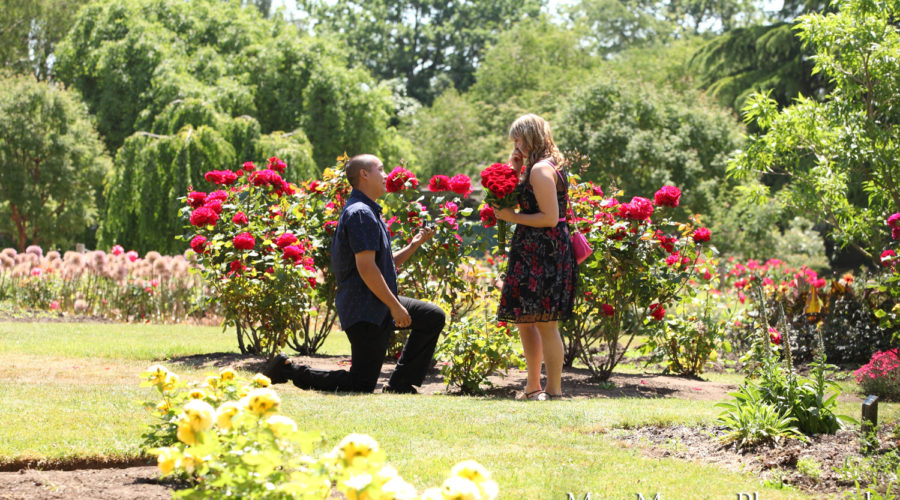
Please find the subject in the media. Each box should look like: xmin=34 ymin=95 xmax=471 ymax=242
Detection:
xmin=480 ymin=162 xmax=520 ymax=252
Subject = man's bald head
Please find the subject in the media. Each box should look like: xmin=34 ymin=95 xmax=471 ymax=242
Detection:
xmin=345 ymin=154 xmax=381 ymax=188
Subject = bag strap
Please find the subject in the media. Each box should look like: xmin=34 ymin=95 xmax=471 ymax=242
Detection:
xmin=553 ymin=166 xmax=576 ymax=223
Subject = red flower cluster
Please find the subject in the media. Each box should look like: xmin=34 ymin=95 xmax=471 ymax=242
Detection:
xmin=188 ymin=191 xmax=207 ymax=208
xmin=205 ymin=170 xmax=239 ymax=185
xmin=276 ymin=232 xmax=298 ymax=248
xmin=655 ymin=232 xmax=677 ymax=253
xmin=479 ymin=205 xmax=497 ymax=228
xmin=619 ymin=197 xmax=654 ymax=221
xmin=267 ymin=157 xmax=287 ymax=173
xmin=282 ymin=245 xmax=303 ymax=263
xmin=601 ymin=304 xmax=615 ymax=316
xmin=190 ymin=207 xmax=219 ymax=227
xmin=882 ymin=249 xmax=897 ymax=267
xmin=692 ymin=227 xmax=711 ymax=243
xmin=888 ymin=213 xmax=900 ymax=240
xmin=242 ymin=161 xmax=255 ymax=172
xmin=428 ymin=175 xmax=451 ymax=192
xmin=232 ymin=212 xmax=248 ymax=225
xmin=190 ymin=235 xmax=208 ymax=254
xmin=233 ymin=232 xmax=255 ymax=250
xmin=649 ymin=303 xmax=665 ymax=320
xmin=449 ymin=174 xmax=472 ymax=196
xmin=654 ymin=185 xmax=681 ymax=208
xmin=480 ymin=163 xmax=518 ymax=200
xmin=386 ymin=166 xmax=419 ymax=193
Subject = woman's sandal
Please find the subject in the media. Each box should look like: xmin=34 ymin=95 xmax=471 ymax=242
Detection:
xmin=516 ymin=389 xmax=547 ymax=401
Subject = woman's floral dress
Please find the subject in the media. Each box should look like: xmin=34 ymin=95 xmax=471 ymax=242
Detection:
xmin=497 ymin=163 xmax=576 ymax=323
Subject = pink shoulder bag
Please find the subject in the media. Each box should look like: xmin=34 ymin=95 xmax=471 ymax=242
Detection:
xmin=555 ymin=168 xmax=593 ymax=265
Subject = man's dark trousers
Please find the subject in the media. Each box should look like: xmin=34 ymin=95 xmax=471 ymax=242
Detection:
xmin=292 ymin=296 xmax=444 ymax=392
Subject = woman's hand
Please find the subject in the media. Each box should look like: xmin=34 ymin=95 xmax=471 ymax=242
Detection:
xmin=509 ymin=148 xmax=524 ymax=169
xmin=495 ymin=207 xmax=517 ymax=223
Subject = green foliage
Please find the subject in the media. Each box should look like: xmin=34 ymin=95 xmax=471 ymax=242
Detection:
xmin=715 ymin=384 xmax=807 ymax=448
xmin=729 ymin=0 xmax=900 ymax=260
xmin=0 ymin=0 xmax=91 ymax=79
xmin=689 ymin=23 xmax=823 ymax=113
xmin=436 ymin=309 xmax=525 ymax=395
xmin=299 ymin=0 xmax=544 ymax=104
xmin=640 ymin=288 xmax=735 ymax=376
xmin=0 ymin=74 xmax=111 ymax=252
xmin=556 ymin=78 xmax=744 ymax=217
xmin=838 ymin=448 xmax=900 ymax=498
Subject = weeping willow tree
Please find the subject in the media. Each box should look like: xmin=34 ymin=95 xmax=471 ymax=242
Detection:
xmin=98 ymin=98 xmax=315 ymax=254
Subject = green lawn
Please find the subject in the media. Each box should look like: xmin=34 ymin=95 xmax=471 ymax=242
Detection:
xmin=1 ymin=321 xmax=896 ymax=498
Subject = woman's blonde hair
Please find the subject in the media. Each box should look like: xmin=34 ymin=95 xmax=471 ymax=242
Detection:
xmin=508 ymin=113 xmax=565 ymax=175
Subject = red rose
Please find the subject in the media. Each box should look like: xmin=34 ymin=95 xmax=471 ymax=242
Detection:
xmin=242 ymin=161 xmax=255 ymax=172
xmin=601 ymin=304 xmax=615 ymax=316
xmin=276 ymin=232 xmax=298 ymax=248
xmin=233 ymin=232 xmax=255 ymax=250
xmin=190 ymin=235 xmax=208 ymax=254
xmin=190 ymin=207 xmax=219 ymax=226
xmin=881 ymin=249 xmax=897 ymax=266
xmin=205 ymin=170 xmax=238 ymax=185
xmin=203 ymin=198 xmax=223 ymax=214
xmin=207 ymin=190 xmax=228 ymax=202
xmin=893 ymin=227 xmax=900 ymax=241
xmin=654 ymin=185 xmax=681 ymax=207
xmin=480 ymin=163 xmax=519 ymax=201
xmin=249 ymin=169 xmax=283 ymax=187
xmin=887 ymin=213 xmax=900 ymax=228
xmin=479 ymin=205 xmax=497 ymax=228
xmin=665 ymin=253 xmax=680 ymax=267
xmin=692 ymin=227 xmax=711 ymax=243
xmin=324 ymin=220 xmax=338 ymax=234
xmin=267 ymin=156 xmax=287 ymax=173
xmin=429 ymin=175 xmax=451 ymax=192
xmin=649 ymin=303 xmax=665 ymax=320
xmin=232 ymin=212 xmax=248 ymax=225
xmin=449 ymin=174 xmax=472 ymax=196
xmin=282 ymin=245 xmax=302 ymax=262
xmin=624 ymin=197 xmax=654 ymax=220
xmin=386 ymin=166 xmax=419 ymax=192
xmin=187 ymin=191 xmax=207 ymax=208
xmin=229 ymin=260 xmax=245 ymax=273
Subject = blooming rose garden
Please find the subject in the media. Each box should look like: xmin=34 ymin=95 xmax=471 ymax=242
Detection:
xmin=0 ymin=154 xmax=898 ymax=499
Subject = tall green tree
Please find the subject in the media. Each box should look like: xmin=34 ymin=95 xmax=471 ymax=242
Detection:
xmin=0 ymin=74 xmax=110 ymax=251
xmin=297 ymin=0 xmax=544 ymax=104
xmin=556 ymin=77 xmax=744 ymax=217
xmin=0 ymin=0 xmax=91 ymax=79
xmin=729 ymin=0 xmax=900 ymax=261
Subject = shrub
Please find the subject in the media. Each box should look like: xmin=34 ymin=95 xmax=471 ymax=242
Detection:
xmin=715 ymin=383 xmax=807 ymax=449
xmin=854 ymin=349 xmax=900 ymax=401
xmin=140 ymin=366 xmax=500 ymax=499
xmin=436 ymin=310 xmax=525 ymax=395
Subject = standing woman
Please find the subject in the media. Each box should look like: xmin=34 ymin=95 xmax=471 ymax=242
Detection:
xmin=494 ymin=114 xmax=576 ymax=400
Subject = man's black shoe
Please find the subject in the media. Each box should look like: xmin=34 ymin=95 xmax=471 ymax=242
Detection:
xmin=382 ymin=384 xmax=418 ymax=394
xmin=262 ymin=353 xmax=292 ymax=384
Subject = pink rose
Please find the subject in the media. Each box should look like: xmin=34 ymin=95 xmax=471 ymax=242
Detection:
xmin=282 ymin=245 xmax=302 ymax=263
xmin=449 ymin=174 xmax=472 ymax=196
xmin=276 ymin=232 xmax=298 ymax=248
xmin=190 ymin=235 xmax=208 ymax=254
xmin=190 ymin=207 xmax=219 ymax=227
xmin=232 ymin=212 xmax=248 ymax=225
xmin=692 ymin=227 xmax=711 ymax=243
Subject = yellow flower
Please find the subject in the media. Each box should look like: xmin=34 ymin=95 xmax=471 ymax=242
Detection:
xmin=253 ymin=373 xmax=271 ymax=387
xmin=265 ymin=414 xmax=297 ymax=438
xmin=156 ymin=447 xmax=179 ymax=475
xmin=341 ymin=473 xmax=373 ymax=500
xmin=155 ymin=400 xmax=170 ymax=414
xmin=215 ymin=401 xmax=242 ymax=430
xmin=145 ymin=365 xmax=169 ymax=385
xmin=188 ymin=389 xmax=206 ymax=400
xmin=183 ymin=399 xmax=215 ymax=432
xmin=237 ymin=387 xmax=249 ymax=398
xmin=181 ymin=450 xmax=204 ymax=474
xmin=203 ymin=376 xmax=219 ymax=389
xmin=440 ymin=476 xmax=480 ymax=500
xmin=380 ymin=476 xmax=417 ymax=500
xmin=336 ymin=433 xmax=379 ymax=465
xmin=176 ymin=420 xmax=198 ymax=446
xmin=219 ymin=368 xmax=236 ymax=381
xmin=450 ymin=460 xmax=490 ymax=484
xmin=161 ymin=373 xmax=179 ymax=392
xmin=245 ymin=388 xmax=280 ymax=416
